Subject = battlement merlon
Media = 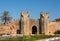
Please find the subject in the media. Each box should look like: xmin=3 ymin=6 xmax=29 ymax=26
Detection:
xmin=40 ymin=11 xmax=50 ymax=18
xmin=21 ymin=11 xmax=30 ymax=17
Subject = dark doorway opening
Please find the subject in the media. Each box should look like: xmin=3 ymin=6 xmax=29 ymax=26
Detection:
xmin=17 ymin=30 xmax=20 ymax=34
xmin=32 ymin=26 xmax=37 ymax=34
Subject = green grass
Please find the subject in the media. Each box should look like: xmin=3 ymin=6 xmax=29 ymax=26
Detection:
xmin=0 ymin=35 xmax=58 ymax=41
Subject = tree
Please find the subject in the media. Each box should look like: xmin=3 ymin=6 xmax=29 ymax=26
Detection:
xmin=54 ymin=30 xmax=60 ymax=34
xmin=1 ymin=11 xmax=11 ymax=24
xmin=55 ymin=18 xmax=60 ymax=22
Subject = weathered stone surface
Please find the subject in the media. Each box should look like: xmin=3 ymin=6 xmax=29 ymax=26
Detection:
xmin=0 ymin=11 xmax=60 ymax=35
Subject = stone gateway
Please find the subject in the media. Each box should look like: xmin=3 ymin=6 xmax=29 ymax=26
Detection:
xmin=0 ymin=11 xmax=60 ymax=35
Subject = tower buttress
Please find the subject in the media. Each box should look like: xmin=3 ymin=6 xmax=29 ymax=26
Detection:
xmin=40 ymin=12 xmax=49 ymax=34
xmin=20 ymin=11 xmax=30 ymax=35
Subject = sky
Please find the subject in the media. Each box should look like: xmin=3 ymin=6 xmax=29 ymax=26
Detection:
xmin=0 ymin=0 xmax=60 ymax=21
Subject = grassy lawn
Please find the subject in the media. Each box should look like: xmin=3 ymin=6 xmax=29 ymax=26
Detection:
xmin=0 ymin=34 xmax=58 ymax=41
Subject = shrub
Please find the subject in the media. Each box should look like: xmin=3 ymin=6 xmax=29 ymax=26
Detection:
xmin=54 ymin=30 xmax=60 ymax=34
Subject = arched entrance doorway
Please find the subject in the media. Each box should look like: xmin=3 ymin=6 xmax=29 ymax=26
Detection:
xmin=32 ymin=26 xmax=37 ymax=34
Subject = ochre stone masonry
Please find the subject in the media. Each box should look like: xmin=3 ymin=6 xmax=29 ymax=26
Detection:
xmin=0 ymin=11 xmax=60 ymax=35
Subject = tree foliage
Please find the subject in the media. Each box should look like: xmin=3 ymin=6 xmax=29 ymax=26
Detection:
xmin=1 ymin=11 xmax=11 ymax=24
xmin=55 ymin=18 xmax=60 ymax=22
xmin=54 ymin=30 xmax=60 ymax=34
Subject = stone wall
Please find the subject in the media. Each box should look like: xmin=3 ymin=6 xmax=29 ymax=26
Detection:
xmin=0 ymin=11 xmax=60 ymax=36
xmin=30 ymin=19 xmax=39 ymax=34
xmin=47 ymin=21 xmax=60 ymax=35
xmin=0 ymin=20 xmax=20 ymax=35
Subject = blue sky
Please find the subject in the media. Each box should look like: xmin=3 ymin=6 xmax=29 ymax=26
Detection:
xmin=0 ymin=0 xmax=60 ymax=20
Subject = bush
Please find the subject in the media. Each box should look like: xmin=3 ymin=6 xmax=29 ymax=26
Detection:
xmin=54 ymin=30 xmax=60 ymax=34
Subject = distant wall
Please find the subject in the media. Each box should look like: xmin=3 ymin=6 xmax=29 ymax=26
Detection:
xmin=47 ymin=21 xmax=60 ymax=35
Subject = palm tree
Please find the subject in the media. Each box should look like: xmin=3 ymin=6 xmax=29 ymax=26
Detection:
xmin=1 ymin=11 xmax=11 ymax=24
